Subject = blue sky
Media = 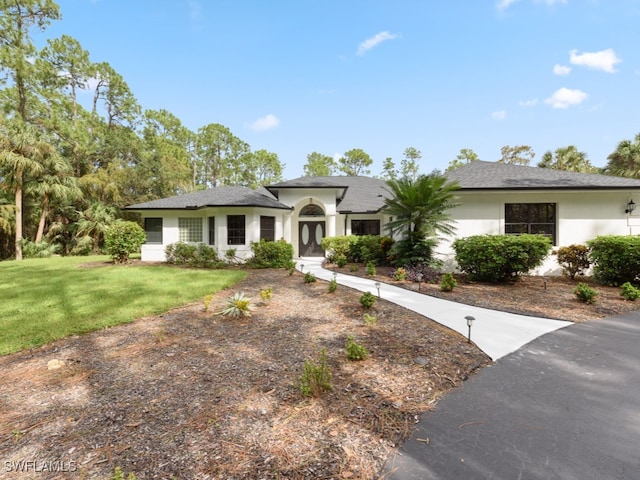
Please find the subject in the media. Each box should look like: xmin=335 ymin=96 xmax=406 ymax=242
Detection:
xmin=40 ymin=0 xmax=640 ymax=179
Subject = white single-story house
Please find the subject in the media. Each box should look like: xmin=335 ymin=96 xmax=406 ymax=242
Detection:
xmin=126 ymin=161 xmax=640 ymax=273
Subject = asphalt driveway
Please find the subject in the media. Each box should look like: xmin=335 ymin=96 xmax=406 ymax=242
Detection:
xmin=384 ymin=311 xmax=640 ymax=480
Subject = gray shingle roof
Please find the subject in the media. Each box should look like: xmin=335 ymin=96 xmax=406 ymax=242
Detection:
xmin=125 ymin=186 xmax=291 ymax=210
xmin=446 ymin=160 xmax=640 ymax=190
xmin=266 ymin=176 xmax=390 ymax=213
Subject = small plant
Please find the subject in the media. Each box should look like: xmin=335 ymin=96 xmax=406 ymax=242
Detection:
xmin=393 ymin=267 xmax=407 ymax=281
xmin=12 ymin=429 xmax=21 ymax=441
xmin=225 ymin=248 xmax=239 ymax=264
xmin=335 ymin=253 xmax=347 ymax=267
xmin=620 ymin=282 xmax=640 ymax=301
xmin=298 ymin=348 xmax=332 ymax=397
xmin=303 ymin=271 xmax=317 ymax=283
xmin=363 ymin=313 xmax=377 ymax=327
xmin=217 ymin=292 xmax=254 ymax=317
xmin=574 ymin=283 xmax=597 ymax=304
xmin=286 ymin=260 xmax=296 ymax=275
xmin=328 ymin=278 xmax=338 ymax=293
xmin=366 ymin=261 xmax=376 ymax=276
xmin=349 ymin=264 xmax=359 ymax=272
xmin=440 ymin=273 xmax=457 ymax=292
xmin=113 ymin=467 xmax=138 ymax=480
xmin=345 ymin=336 xmax=369 ymax=361
xmin=153 ymin=326 xmax=166 ymax=343
xmin=359 ymin=291 xmax=376 ymax=309
xmin=203 ymin=293 xmax=215 ymax=312
xmin=555 ymin=244 xmax=591 ymax=279
xmin=260 ymin=287 xmax=273 ymax=303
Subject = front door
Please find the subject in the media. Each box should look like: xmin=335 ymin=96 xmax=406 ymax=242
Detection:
xmin=299 ymin=221 xmax=325 ymax=256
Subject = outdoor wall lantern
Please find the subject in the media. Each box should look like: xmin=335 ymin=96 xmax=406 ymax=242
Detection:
xmin=465 ymin=315 xmax=475 ymax=344
xmin=374 ymin=282 xmax=381 ymax=298
xmin=625 ymin=199 xmax=636 ymax=214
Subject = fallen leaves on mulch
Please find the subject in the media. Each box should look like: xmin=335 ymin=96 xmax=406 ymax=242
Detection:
xmin=0 ymin=267 xmax=490 ymax=480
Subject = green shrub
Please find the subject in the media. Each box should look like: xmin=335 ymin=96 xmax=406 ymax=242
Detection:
xmin=349 ymin=235 xmax=393 ymax=264
xmin=298 ymin=348 xmax=332 ymax=397
xmin=303 ymin=271 xmax=317 ymax=283
xmin=105 ymin=221 xmax=146 ymax=264
xmin=328 ymin=278 xmax=338 ymax=293
xmin=349 ymin=264 xmax=359 ymax=272
xmin=453 ymin=234 xmax=552 ymax=282
xmin=165 ymin=242 xmax=221 ymax=268
xmin=363 ymin=313 xmax=377 ymax=326
xmin=366 ymin=261 xmax=376 ymax=276
xmin=588 ymin=235 xmax=640 ymax=286
xmin=20 ymin=239 xmax=60 ymax=258
xmin=217 ymin=292 xmax=254 ymax=317
xmin=345 ymin=336 xmax=369 ymax=361
xmin=359 ymin=291 xmax=376 ymax=309
xmin=555 ymin=244 xmax=591 ymax=279
xmin=335 ymin=253 xmax=347 ymax=267
xmin=321 ymin=236 xmax=356 ymax=263
xmin=574 ymin=283 xmax=597 ymax=304
xmin=440 ymin=272 xmax=457 ymax=292
xmin=247 ymin=239 xmax=293 ymax=268
xmin=388 ymin=234 xmax=438 ymax=267
xmin=393 ymin=267 xmax=407 ymax=281
xmin=620 ymin=282 xmax=640 ymax=301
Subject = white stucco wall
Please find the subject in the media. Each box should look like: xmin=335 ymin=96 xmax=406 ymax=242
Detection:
xmin=438 ymin=190 xmax=640 ymax=275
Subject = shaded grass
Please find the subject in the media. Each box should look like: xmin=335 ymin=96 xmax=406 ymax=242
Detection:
xmin=0 ymin=256 xmax=246 ymax=355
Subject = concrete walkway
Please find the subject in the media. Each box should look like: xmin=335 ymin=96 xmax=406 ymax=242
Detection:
xmin=297 ymin=258 xmax=571 ymax=361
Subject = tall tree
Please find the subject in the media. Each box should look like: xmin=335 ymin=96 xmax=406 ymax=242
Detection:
xmin=241 ymin=149 xmax=283 ymax=188
xmin=0 ymin=0 xmax=61 ymax=121
xmin=499 ymin=145 xmax=535 ymax=166
xmin=538 ymin=145 xmax=595 ymax=173
xmin=604 ymin=133 xmax=640 ymax=178
xmin=196 ymin=123 xmax=250 ymax=187
xmin=0 ymin=118 xmax=54 ymax=259
xmin=303 ymin=151 xmax=335 ymax=176
xmin=337 ymin=148 xmax=372 ymax=176
xmin=400 ymin=147 xmax=421 ymax=181
xmin=446 ymin=148 xmax=479 ymax=172
xmin=382 ymin=173 xmax=460 ymax=266
xmin=380 ymin=157 xmax=397 ymax=181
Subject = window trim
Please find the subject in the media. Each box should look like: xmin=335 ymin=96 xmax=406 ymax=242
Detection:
xmin=178 ymin=217 xmax=203 ymax=243
xmin=227 ymin=215 xmax=246 ymax=245
xmin=505 ymin=203 xmax=557 ymax=245
xmin=144 ymin=218 xmax=163 ymax=244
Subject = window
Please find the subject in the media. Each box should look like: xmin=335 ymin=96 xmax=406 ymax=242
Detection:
xmin=260 ymin=216 xmax=275 ymax=241
xmin=505 ymin=203 xmax=556 ymax=245
xmin=144 ymin=218 xmax=162 ymax=244
xmin=227 ymin=215 xmax=245 ymax=245
xmin=208 ymin=217 xmax=215 ymax=245
xmin=178 ymin=217 xmax=202 ymax=243
xmin=351 ymin=219 xmax=380 ymax=236
xmin=299 ymin=204 xmax=324 ymax=217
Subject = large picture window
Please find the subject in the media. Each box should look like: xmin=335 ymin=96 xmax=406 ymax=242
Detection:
xmin=505 ymin=203 xmax=556 ymax=245
xmin=260 ymin=216 xmax=275 ymax=241
xmin=227 ymin=215 xmax=245 ymax=245
xmin=144 ymin=218 xmax=162 ymax=244
xmin=351 ymin=219 xmax=380 ymax=236
xmin=178 ymin=217 xmax=202 ymax=243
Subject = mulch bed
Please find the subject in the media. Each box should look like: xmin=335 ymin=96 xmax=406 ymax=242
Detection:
xmin=0 ymin=267 xmax=490 ymax=479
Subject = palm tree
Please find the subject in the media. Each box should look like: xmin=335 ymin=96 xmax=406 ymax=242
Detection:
xmin=383 ymin=173 xmax=460 ymax=266
xmin=0 ymin=119 xmax=54 ymax=259
xmin=604 ymin=133 xmax=640 ymax=178
xmin=75 ymin=201 xmax=117 ymax=252
xmin=538 ymin=145 xmax=595 ymax=173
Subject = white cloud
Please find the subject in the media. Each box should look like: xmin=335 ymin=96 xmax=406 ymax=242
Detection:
xmin=553 ymin=64 xmax=571 ymax=76
xmin=545 ymin=87 xmax=588 ymax=109
xmin=491 ymin=110 xmax=507 ymax=120
xmin=519 ymin=98 xmax=538 ymax=107
xmin=496 ymin=0 xmax=519 ymax=11
xmin=569 ymin=48 xmax=621 ymax=73
xmin=249 ymin=114 xmax=280 ymax=131
xmin=357 ymin=31 xmax=398 ymax=56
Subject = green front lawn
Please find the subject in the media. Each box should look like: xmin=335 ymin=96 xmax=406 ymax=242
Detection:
xmin=0 ymin=256 xmax=246 ymax=355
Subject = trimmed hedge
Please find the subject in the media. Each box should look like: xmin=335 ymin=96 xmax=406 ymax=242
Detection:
xmin=453 ymin=234 xmax=552 ymax=282
xmin=165 ymin=242 xmax=223 ymax=268
xmin=321 ymin=235 xmax=394 ymax=265
xmin=247 ymin=239 xmax=294 ymax=268
xmin=588 ymin=235 xmax=640 ymax=286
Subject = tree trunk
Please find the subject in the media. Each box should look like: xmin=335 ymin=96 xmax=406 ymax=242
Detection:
xmin=15 ymin=183 xmax=23 ymax=261
xmin=35 ymin=194 xmax=49 ymax=243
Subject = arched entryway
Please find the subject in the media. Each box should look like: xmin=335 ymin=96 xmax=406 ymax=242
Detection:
xmin=298 ymin=203 xmax=325 ymax=256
